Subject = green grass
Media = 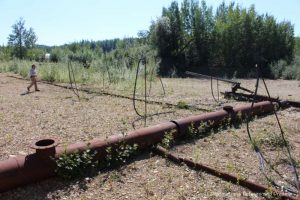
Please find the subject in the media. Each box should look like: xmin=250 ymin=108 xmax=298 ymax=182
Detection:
xmin=0 ymin=59 xmax=159 ymax=93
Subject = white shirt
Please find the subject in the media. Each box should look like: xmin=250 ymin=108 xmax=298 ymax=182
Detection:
xmin=30 ymin=68 xmax=37 ymax=77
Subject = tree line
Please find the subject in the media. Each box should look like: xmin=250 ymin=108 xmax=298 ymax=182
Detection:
xmin=149 ymin=0 xmax=295 ymax=77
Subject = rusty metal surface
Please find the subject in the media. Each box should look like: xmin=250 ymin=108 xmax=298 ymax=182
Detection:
xmin=173 ymin=101 xmax=277 ymax=136
xmin=31 ymin=138 xmax=59 ymax=159
xmin=153 ymin=145 xmax=299 ymax=200
xmin=172 ymin=110 xmax=228 ymax=135
xmin=0 ymin=154 xmax=56 ymax=192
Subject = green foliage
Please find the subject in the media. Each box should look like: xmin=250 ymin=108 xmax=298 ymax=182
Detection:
xmin=186 ymin=120 xmax=215 ymax=139
xmin=2 ymin=1 xmax=297 ymax=80
xmin=8 ymin=62 xmax=19 ymax=74
xmin=43 ymin=65 xmax=58 ymax=82
xmin=262 ymin=185 xmax=278 ymax=199
xmin=270 ymin=60 xmax=287 ymax=79
xmin=188 ymin=122 xmax=198 ymax=138
xmin=295 ymin=37 xmax=300 ymax=56
xmin=150 ymin=0 xmax=296 ymax=78
xmin=252 ymin=129 xmax=289 ymax=150
xmin=282 ymin=64 xmax=300 ymax=80
xmin=26 ymin=48 xmax=45 ymax=62
xmin=176 ymin=100 xmax=189 ymax=109
xmin=270 ymin=56 xmax=300 ymax=80
xmin=104 ymin=143 xmax=139 ymax=167
xmin=160 ymin=130 xmax=176 ymax=149
xmin=198 ymin=121 xmax=210 ymax=134
xmin=55 ymin=149 xmax=98 ymax=180
xmin=8 ymin=18 xmax=38 ymax=59
xmin=69 ymin=51 xmax=93 ymax=68
xmin=0 ymin=46 xmax=13 ymax=61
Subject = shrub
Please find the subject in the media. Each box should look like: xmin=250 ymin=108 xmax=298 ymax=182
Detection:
xmin=176 ymin=100 xmax=189 ymax=109
xmin=270 ymin=60 xmax=287 ymax=79
xmin=160 ymin=130 xmax=175 ymax=149
xmin=42 ymin=66 xmax=57 ymax=82
xmin=270 ymin=56 xmax=300 ymax=80
xmin=8 ymin=62 xmax=19 ymax=74
xmin=55 ymin=149 xmax=97 ymax=180
xmin=282 ymin=64 xmax=300 ymax=80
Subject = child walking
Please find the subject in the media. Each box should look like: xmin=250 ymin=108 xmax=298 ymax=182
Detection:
xmin=27 ymin=64 xmax=40 ymax=92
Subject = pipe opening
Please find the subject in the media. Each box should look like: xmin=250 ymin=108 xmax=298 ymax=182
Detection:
xmin=31 ymin=138 xmax=59 ymax=150
xmin=35 ymin=139 xmax=55 ymax=147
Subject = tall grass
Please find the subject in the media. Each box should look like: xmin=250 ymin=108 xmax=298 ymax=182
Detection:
xmin=0 ymin=58 xmax=160 ymax=94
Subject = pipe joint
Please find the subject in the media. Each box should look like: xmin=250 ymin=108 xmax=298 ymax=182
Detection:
xmin=30 ymin=138 xmax=59 ymax=159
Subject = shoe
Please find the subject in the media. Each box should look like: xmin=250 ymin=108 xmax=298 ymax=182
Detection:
xmin=27 ymin=87 xmax=30 ymax=92
xmin=35 ymin=89 xmax=40 ymax=91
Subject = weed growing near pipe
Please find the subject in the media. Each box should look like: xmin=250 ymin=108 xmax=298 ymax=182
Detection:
xmin=160 ymin=130 xmax=176 ymax=149
xmin=192 ymin=147 xmax=201 ymax=163
xmin=55 ymin=149 xmax=98 ymax=180
xmin=176 ymin=100 xmax=189 ymax=109
xmin=103 ymin=143 xmax=139 ymax=167
xmin=188 ymin=122 xmax=198 ymax=138
xmin=198 ymin=121 xmax=209 ymax=134
xmin=262 ymin=185 xmax=278 ymax=199
xmin=223 ymin=182 xmax=232 ymax=193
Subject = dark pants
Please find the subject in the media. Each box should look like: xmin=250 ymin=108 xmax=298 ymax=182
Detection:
xmin=28 ymin=76 xmax=38 ymax=91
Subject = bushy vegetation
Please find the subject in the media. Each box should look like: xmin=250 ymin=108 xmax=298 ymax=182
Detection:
xmin=270 ymin=56 xmax=300 ymax=80
xmin=149 ymin=0 xmax=296 ymax=78
xmin=0 ymin=42 xmax=160 ymax=94
xmin=0 ymin=0 xmax=299 ymax=80
xmin=55 ymin=149 xmax=98 ymax=180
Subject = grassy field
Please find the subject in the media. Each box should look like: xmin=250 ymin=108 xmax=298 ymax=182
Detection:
xmin=0 ymin=71 xmax=299 ymax=199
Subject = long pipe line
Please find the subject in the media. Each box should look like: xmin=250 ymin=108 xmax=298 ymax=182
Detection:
xmin=0 ymin=101 xmax=286 ymax=192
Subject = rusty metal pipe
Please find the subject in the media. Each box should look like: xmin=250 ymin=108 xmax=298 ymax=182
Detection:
xmin=153 ymin=146 xmax=298 ymax=200
xmin=0 ymin=101 xmax=286 ymax=192
xmin=173 ymin=101 xmax=279 ymax=136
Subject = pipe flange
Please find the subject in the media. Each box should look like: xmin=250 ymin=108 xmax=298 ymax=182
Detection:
xmin=30 ymin=138 xmax=59 ymax=159
xmin=30 ymin=138 xmax=59 ymax=150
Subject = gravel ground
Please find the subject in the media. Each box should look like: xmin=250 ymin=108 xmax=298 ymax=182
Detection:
xmin=0 ymin=73 xmax=200 ymax=160
xmin=171 ymin=107 xmax=300 ymax=194
xmin=0 ymin=72 xmax=299 ymax=199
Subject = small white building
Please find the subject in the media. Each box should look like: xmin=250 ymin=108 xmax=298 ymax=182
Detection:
xmin=45 ymin=53 xmax=51 ymax=61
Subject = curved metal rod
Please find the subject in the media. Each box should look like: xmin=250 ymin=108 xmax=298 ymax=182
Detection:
xmin=144 ymin=58 xmax=147 ymax=126
xmin=211 ymin=76 xmax=220 ymax=103
xmin=133 ymin=59 xmax=145 ymax=118
xmin=147 ymin=70 xmax=166 ymax=98
xmin=104 ymin=54 xmax=112 ymax=84
xmin=67 ymin=60 xmax=80 ymax=100
xmin=246 ymin=64 xmax=299 ymax=194
xmin=132 ymin=55 xmax=174 ymax=128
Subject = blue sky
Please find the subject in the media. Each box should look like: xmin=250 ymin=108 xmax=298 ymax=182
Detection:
xmin=1 ymin=0 xmax=299 ymax=46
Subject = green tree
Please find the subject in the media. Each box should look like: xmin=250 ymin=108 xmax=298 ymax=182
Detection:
xmin=8 ymin=18 xmax=38 ymax=59
xmin=151 ymin=1 xmax=185 ymax=76
xmin=295 ymin=37 xmax=300 ymax=56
